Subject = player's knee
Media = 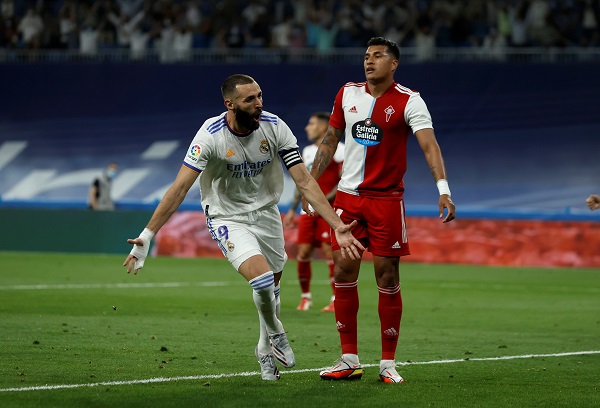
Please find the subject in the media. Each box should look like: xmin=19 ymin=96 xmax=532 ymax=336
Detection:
xmin=333 ymin=263 xmax=359 ymax=282
xmin=297 ymin=247 xmax=313 ymax=260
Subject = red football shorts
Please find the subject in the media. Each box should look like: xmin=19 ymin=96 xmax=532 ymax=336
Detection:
xmin=297 ymin=213 xmax=331 ymax=246
xmin=331 ymin=191 xmax=410 ymax=257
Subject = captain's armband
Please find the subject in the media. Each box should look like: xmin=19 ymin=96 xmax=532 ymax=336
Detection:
xmin=279 ymin=148 xmax=303 ymax=170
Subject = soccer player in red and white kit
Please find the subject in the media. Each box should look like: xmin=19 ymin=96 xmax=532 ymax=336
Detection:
xmin=304 ymin=37 xmax=456 ymax=383
xmin=284 ymin=112 xmax=345 ymax=312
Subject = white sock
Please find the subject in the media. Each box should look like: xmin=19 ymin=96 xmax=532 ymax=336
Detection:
xmin=250 ymin=272 xmax=284 ymax=352
xmin=256 ymin=311 xmax=270 ymax=354
xmin=274 ymin=283 xmax=281 ymax=319
xmin=380 ymin=359 xmax=395 ymax=370
xmin=343 ymin=353 xmax=360 ymax=365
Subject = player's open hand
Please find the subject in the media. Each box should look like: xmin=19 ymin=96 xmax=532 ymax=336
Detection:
xmin=334 ymin=220 xmax=365 ymax=260
xmin=439 ymin=195 xmax=456 ymax=223
xmin=123 ymin=228 xmax=154 ymax=274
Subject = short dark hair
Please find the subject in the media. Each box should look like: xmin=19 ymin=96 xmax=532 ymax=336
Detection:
xmin=221 ymin=74 xmax=256 ymax=99
xmin=366 ymin=37 xmax=400 ymax=61
xmin=312 ymin=111 xmax=330 ymax=122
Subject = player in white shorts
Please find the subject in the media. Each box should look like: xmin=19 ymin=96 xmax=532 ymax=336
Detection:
xmin=123 ymin=74 xmax=364 ymax=381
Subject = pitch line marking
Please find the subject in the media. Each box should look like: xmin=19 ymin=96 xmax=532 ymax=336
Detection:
xmin=0 ymin=282 xmax=231 ymax=290
xmin=1 ymin=350 xmax=598 ymax=393
xmin=0 ymin=280 xmax=333 ymax=291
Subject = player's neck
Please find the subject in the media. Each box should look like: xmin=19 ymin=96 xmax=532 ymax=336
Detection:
xmin=227 ymin=112 xmax=251 ymax=134
xmin=367 ymin=77 xmax=395 ymax=98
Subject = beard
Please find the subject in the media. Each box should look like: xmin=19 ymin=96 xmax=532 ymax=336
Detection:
xmin=234 ymin=106 xmax=261 ymax=131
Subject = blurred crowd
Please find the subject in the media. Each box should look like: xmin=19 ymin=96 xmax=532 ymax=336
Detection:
xmin=1 ymin=0 xmax=599 ymax=61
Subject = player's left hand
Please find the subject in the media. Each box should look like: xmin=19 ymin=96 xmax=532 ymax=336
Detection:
xmin=439 ymin=195 xmax=456 ymax=223
xmin=334 ymin=220 xmax=365 ymax=260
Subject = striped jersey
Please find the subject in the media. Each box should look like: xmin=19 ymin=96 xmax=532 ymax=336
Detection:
xmin=330 ymin=81 xmax=433 ymax=199
xmin=183 ymin=111 xmax=301 ymax=217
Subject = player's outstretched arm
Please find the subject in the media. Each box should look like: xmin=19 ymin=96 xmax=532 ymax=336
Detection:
xmin=123 ymin=165 xmax=200 ymax=274
xmin=288 ymin=163 xmax=364 ymax=260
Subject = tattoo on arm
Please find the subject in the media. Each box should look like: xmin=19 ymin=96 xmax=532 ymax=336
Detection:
xmin=429 ymin=165 xmax=437 ymax=177
xmin=289 ymin=189 xmax=302 ymax=212
xmin=312 ymin=127 xmax=343 ymax=180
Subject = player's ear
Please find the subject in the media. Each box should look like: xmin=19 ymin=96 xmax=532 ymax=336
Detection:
xmin=224 ymin=99 xmax=234 ymax=111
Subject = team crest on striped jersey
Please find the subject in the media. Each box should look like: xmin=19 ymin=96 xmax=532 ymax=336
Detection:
xmin=384 ymin=105 xmax=395 ymax=122
xmin=259 ymin=139 xmax=270 ymax=154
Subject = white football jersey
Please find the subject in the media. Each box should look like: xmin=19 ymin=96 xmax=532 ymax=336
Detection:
xmin=183 ymin=111 xmax=301 ymax=217
xmin=302 ymin=142 xmax=345 ymax=172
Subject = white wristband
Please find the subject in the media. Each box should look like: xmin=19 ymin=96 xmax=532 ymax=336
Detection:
xmin=139 ymin=228 xmax=155 ymax=242
xmin=129 ymin=228 xmax=155 ymax=271
xmin=436 ymin=179 xmax=451 ymax=196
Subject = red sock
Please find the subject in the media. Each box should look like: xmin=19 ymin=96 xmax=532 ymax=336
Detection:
xmin=334 ymin=281 xmax=359 ymax=355
xmin=378 ymin=285 xmax=402 ymax=361
xmin=327 ymin=260 xmax=335 ymax=296
xmin=297 ymin=258 xmax=311 ymax=294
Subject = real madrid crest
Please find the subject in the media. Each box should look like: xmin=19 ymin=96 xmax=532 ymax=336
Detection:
xmin=259 ymin=139 xmax=270 ymax=154
xmin=227 ymin=241 xmax=235 ymax=252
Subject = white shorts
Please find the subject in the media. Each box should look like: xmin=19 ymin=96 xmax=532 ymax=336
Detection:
xmin=206 ymin=204 xmax=288 ymax=272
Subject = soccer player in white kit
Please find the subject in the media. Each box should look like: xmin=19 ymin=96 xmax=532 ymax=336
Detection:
xmin=123 ymin=74 xmax=364 ymax=381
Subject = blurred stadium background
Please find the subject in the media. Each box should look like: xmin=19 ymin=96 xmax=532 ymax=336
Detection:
xmin=1 ymin=0 xmax=599 ymax=266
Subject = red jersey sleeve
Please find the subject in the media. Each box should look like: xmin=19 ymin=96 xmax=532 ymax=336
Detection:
xmin=329 ymin=86 xmax=346 ymax=130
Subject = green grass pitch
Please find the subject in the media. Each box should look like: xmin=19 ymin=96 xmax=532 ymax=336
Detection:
xmin=0 ymin=252 xmax=599 ymax=407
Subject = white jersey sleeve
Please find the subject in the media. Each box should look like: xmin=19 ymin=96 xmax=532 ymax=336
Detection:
xmin=333 ymin=142 xmax=345 ymax=163
xmin=301 ymin=144 xmax=317 ymax=172
xmin=183 ymin=119 xmax=219 ymax=173
xmin=404 ymin=94 xmax=433 ymax=133
xmin=275 ymin=117 xmax=302 ymax=169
